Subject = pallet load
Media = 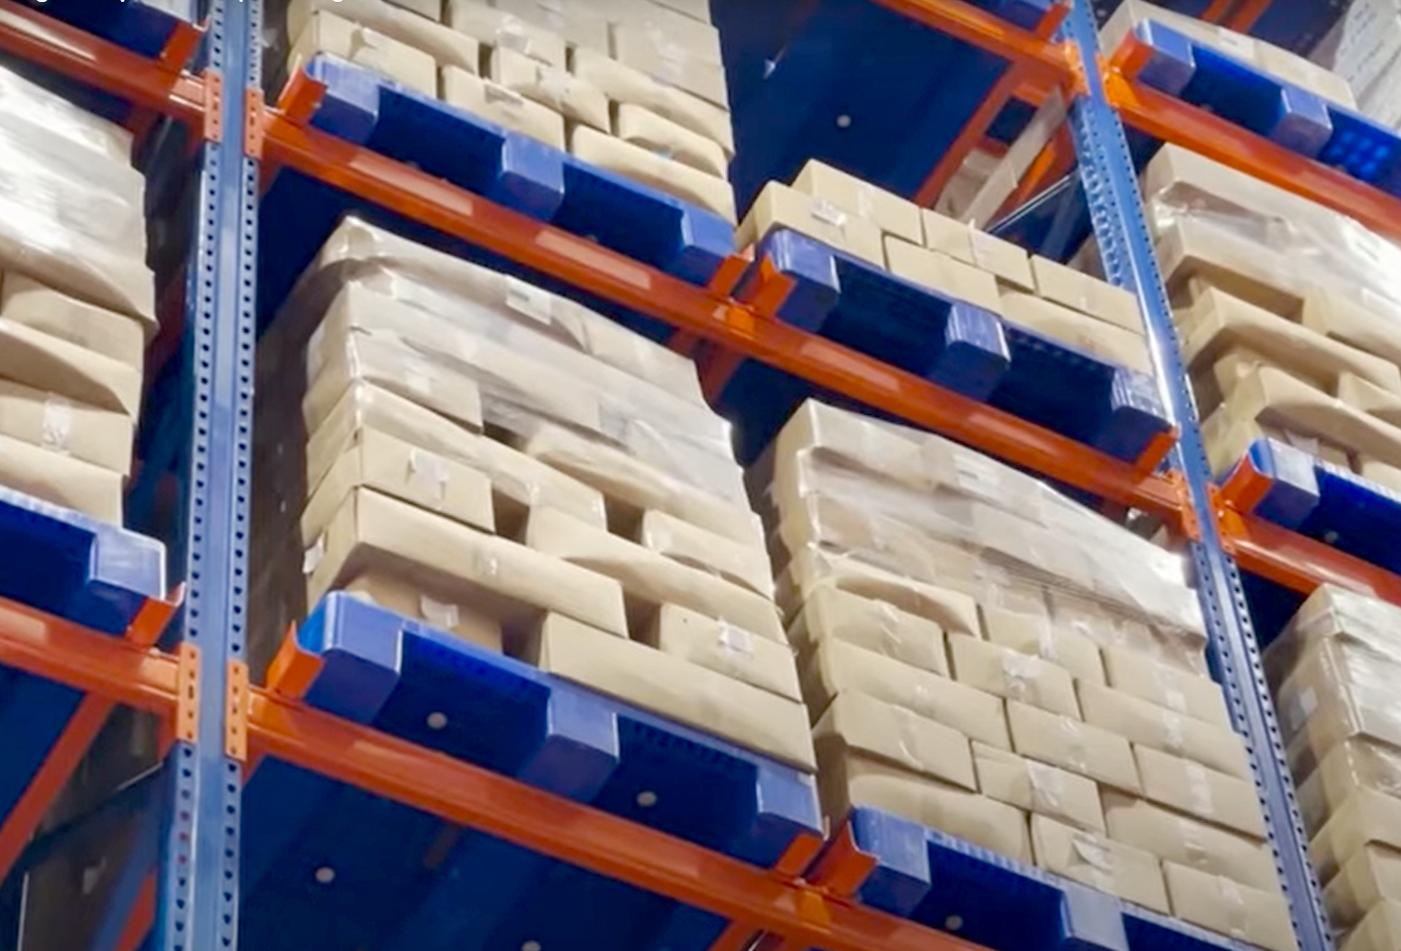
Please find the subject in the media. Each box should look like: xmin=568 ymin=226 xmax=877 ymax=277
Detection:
xmin=1264 ymin=586 xmax=1401 ymax=951
xmin=1316 ymin=0 xmax=1401 ymax=129
xmin=280 ymin=0 xmax=736 ymax=221
xmin=755 ymin=398 xmax=1296 ymax=951
xmin=0 ymin=64 xmax=155 ymax=526
xmin=1140 ymin=143 xmax=1401 ymax=493
xmin=249 ymin=216 xmax=811 ymax=770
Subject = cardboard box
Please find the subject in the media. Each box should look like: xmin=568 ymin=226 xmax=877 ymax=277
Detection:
xmin=306 ymin=487 xmax=629 ymax=636
xmin=288 ymin=10 xmax=438 ymax=97
xmin=1102 ymin=646 xmax=1230 ymax=728
xmin=526 ymin=507 xmax=784 ymax=641
xmin=1358 ymin=457 xmax=1401 ymax=494
xmin=1345 ymin=900 xmax=1401 ymax=951
xmin=0 ymin=379 xmax=133 ymax=475
xmin=883 ymin=238 xmax=1003 ymax=314
xmin=966 ymin=226 xmax=1035 ymax=290
xmin=0 ymin=432 xmax=122 ymax=524
xmin=788 ymin=586 xmax=949 ymax=676
xmin=813 ymin=690 xmax=976 ymax=790
xmin=642 ymin=603 xmax=800 ymax=701
xmin=1275 ymin=639 xmax=1401 ymax=763
xmin=980 ymin=605 xmax=1107 ymax=686
xmin=1031 ymin=256 xmax=1142 ymax=333
xmin=736 ymin=181 xmax=884 ymax=266
xmin=300 ymin=426 xmax=496 ymax=544
xmin=1326 ymin=844 xmax=1401 ymax=929
xmin=638 ymin=509 xmax=772 ymax=598
xmin=1313 ymin=790 xmax=1401 ymax=885
xmin=1164 ymin=861 xmax=1298 ymax=951
xmin=611 ymin=4 xmax=727 ymax=106
xmin=818 ymin=743 xmax=1032 ymax=862
xmin=921 ymin=210 xmax=975 ymax=264
xmin=1102 ymin=791 xmax=1278 ymax=891
xmin=1340 ymin=373 xmax=1401 ymax=427
xmin=1153 ymin=217 xmax=1303 ymax=318
xmin=487 ymin=45 xmax=609 ymax=131
xmin=569 ymin=126 xmax=736 ymax=222
xmin=999 ymin=292 xmax=1152 ymax=374
xmin=0 ymin=274 xmax=145 ymax=368
xmin=385 ymin=0 xmax=441 ymax=19
xmin=1133 ymin=745 xmax=1267 ymax=840
xmin=0 ymin=319 xmax=141 ymax=418
xmin=493 ymin=0 xmax=609 ymax=51
xmin=792 ymin=161 xmax=922 ymax=245
xmin=1256 ymin=43 xmax=1356 ymax=107
xmin=974 ymin=741 xmax=1106 ymax=833
xmin=803 ymin=638 xmax=1011 ymax=751
xmin=615 ymin=104 xmax=728 ymax=178
xmin=1298 ymin=740 xmax=1401 ymax=838
xmin=1031 ymin=814 xmax=1170 ymax=913
xmin=570 ymin=47 xmax=733 ymax=154
xmin=287 ymin=0 xmax=481 ymax=72
xmin=441 ymin=66 xmax=566 ymax=148
xmin=1048 ymin=589 xmax=1208 ymax=677
xmin=527 ymin=612 xmax=815 ymax=770
xmin=1007 ymin=700 xmax=1141 ymax=793
xmin=1079 ymin=682 xmax=1251 ymax=780
xmin=342 ymin=570 xmax=505 ymax=651
xmin=447 ymin=0 xmax=566 ymax=66
xmin=1302 ymin=288 xmax=1401 ymax=368
xmin=949 ymin=633 xmax=1079 ymax=718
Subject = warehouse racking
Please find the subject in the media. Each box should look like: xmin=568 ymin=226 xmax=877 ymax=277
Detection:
xmin=0 ymin=0 xmax=1399 ymax=949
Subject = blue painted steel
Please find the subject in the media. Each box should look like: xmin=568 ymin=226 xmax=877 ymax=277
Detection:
xmin=1064 ymin=5 xmax=1333 ymax=951
xmin=239 ymin=594 xmax=821 ymax=951
xmin=848 ymin=805 xmax=1266 ymax=951
xmin=152 ymin=1 xmax=259 ymax=950
xmin=14 ymin=0 xmax=194 ymax=58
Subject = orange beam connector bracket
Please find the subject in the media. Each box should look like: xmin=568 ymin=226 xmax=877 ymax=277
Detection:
xmin=175 ymin=642 xmax=200 ymax=744
xmin=226 ymin=660 xmax=250 ymax=762
xmin=202 ymin=68 xmax=223 ymax=144
xmin=244 ymin=87 xmax=266 ymax=160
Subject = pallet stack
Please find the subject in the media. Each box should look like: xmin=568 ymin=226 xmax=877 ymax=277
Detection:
xmin=1265 ymin=586 xmax=1401 ymax=951
xmin=1317 ymin=0 xmax=1401 ymax=129
xmin=0 ymin=64 xmax=155 ymax=526
xmin=282 ymin=0 xmax=736 ymax=221
xmin=249 ymin=216 xmax=813 ymax=770
xmin=1140 ymin=143 xmax=1401 ymax=492
xmin=756 ymin=398 xmax=1295 ymax=951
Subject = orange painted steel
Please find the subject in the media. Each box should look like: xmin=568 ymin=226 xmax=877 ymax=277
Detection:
xmin=1223 ymin=0 xmax=1273 ymax=32
xmin=1224 ymin=510 xmax=1401 ymax=609
xmin=1200 ymin=0 xmax=1237 ymax=22
xmin=868 ymin=0 xmax=1072 ymax=80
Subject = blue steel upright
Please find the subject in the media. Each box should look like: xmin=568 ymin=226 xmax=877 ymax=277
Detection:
xmin=154 ymin=1 xmax=260 ymax=950
xmin=1062 ymin=3 xmax=1332 ymax=951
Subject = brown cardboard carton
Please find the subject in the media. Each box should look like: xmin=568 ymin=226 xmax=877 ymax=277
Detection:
xmin=1303 ymin=288 xmax=1401 ymax=368
xmin=1256 ymin=43 xmax=1354 ymax=106
xmin=288 ymin=0 xmax=481 ymax=71
xmin=788 ymin=586 xmax=949 ymax=676
xmin=1326 ymin=844 xmax=1401 ymax=929
xmin=1031 ymin=814 xmax=1169 ymax=913
xmin=342 ymin=570 xmax=505 ymax=651
xmin=1030 ymin=256 xmax=1142 ymax=333
xmin=949 ymin=633 xmax=1079 ymax=718
xmin=570 ymin=126 xmax=735 ymax=221
xmin=487 ymin=45 xmax=609 ymax=130
xmin=1340 ymin=374 xmax=1401 ymax=427
xmin=0 ymin=275 xmax=145 ymax=370
xmin=980 ymin=605 xmax=1107 ymax=685
xmin=0 ymin=433 xmax=122 ymax=523
xmin=818 ymin=744 xmax=1032 ymax=862
xmin=1133 ymin=745 xmax=1267 ymax=840
xmin=493 ymin=0 xmax=609 ymax=51
xmin=813 ymin=691 xmax=975 ymax=790
xmin=921 ymin=210 xmax=975 ymax=264
xmin=803 ymin=638 xmax=1011 ymax=750
xmin=1345 ymin=901 xmax=1401 ymax=951
xmin=999 ymin=292 xmax=1152 ymax=374
xmin=1007 ymin=700 xmax=1141 ymax=793
xmin=1102 ymin=645 xmax=1230 ymax=728
xmin=792 ymin=161 xmax=922 ymax=245
xmin=1275 ymin=640 xmax=1401 ymax=766
xmin=736 ymin=181 xmax=884 ymax=266
xmin=967 ymin=227 xmax=1035 ymax=290
xmin=610 ymin=4 xmax=727 ymax=106
xmin=441 ymin=67 xmax=566 ymax=149
xmin=1079 ymin=682 xmax=1251 ymax=780
xmin=1102 ymin=791 xmax=1278 ymax=891
xmin=569 ymin=48 xmax=733 ymax=154
xmin=1358 ymin=458 xmax=1401 ymax=494
xmin=300 ymin=426 xmax=496 ymax=544
xmin=0 ymin=319 xmax=141 ymax=418
xmin=306 ymin=487 xmax=629 ymax=636
xmin=1047 ymin=589 xmax=1208 ymax=677
xmin=883 ymin=238 xmax=1003 ymax=314
xmin=1163 ymin=862 xmax=1298 ymax=951
xmin=767 ymin=396 xmax=931 ymax=491
xmin=1153 ymin=217 xmax=1301 ymax=317
xmin=974 ymin=741 xmax=1106 ymax=833
xmin=1298 ymin=740 xmax=1401 ymax=837
xmin=0 ymin=379 xmax=133 ymax=475
xmin=614 ymin=104 xmax=728 ymax=178
xmin=1313 ymin=790 xmax=1401 ymax=886
xmin=288 ymin=10 xmax=437 ymax=96
xmin=642 ymin=603 xmax=800 ymax=700
xmin=637 ymin=509 xmax=773 ymax=598
xmin=447 ymin=0 xmax=566 ymax=66
xmin=526 ymin=507 xmax=784 ymax=641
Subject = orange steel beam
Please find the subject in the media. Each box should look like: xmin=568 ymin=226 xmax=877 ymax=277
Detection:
xmin=1105 ymin=67 xmax=1401 ymax=245
xmin=0 ymin=0 xmax=205 ymax=125
xmin=1200 ymin=0 xmax=1237 ymax=21
xmin=1223 ymin=0 xmax=1272 ymax=32
xmin=867 ymin=0 xmax=1072 ymax=80
xmin=258 ymin=109 xmax=1183 ymax=521
xmin=1221 ymin=508 xmax=1401 ymax=608
xmin=994 ymin=125 xmax=1076 ymax=219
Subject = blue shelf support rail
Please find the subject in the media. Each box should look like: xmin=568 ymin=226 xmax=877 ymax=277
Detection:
xmin=154 ymin=1 xmax=260 ymax=950
xmin=1063 ymin=3 xmax=1332 ymax=951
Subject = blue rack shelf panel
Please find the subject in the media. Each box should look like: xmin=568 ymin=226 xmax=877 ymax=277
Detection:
xmin=241 ymin=594 xmax=822 ymax=951
xmin=16 ymin=0 xmax=196 ymax=58
xmin=0 ymin=486 xmax=166 ymax=835
xmin=717 ymin=227 xmax=1171 ymax=462
xmin=845 ymin=807 xmax=1256 ymax=951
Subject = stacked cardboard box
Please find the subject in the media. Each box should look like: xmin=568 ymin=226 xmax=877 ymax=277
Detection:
xmin=250 ymin=215 xmax=811 ymax=769
xmin=0 ymin=65 xmax=156 ymax=525
xmin=1317 ymin=0 xmax=1401 ymax=129
xmin=756 ymin=398 xmax=1295 ymax=950
xmin=738 ymin=160 xmax=1152 ymax=373
xmin=1141 ymin=143 xmax=1401 ymax=491
xmin=281 ymin=0 xmax=736 ymax=221
xmin=1264 ymin=586 xmax=1401 ymax=951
